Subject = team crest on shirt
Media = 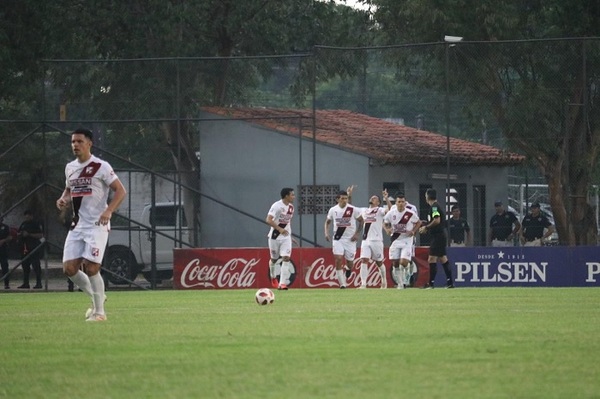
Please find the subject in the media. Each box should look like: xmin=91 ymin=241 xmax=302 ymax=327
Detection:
xmin=92 ymin=247 xmax=100 ymax=257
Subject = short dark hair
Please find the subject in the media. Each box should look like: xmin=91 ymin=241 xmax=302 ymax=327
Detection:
xmin=369 ymin=195 xmax=381 ymax=203
xmin=451 ymin=204 xmax=460 ymax=211
xmin=72 ymin=128 xmax=93 ymax=141
xmin=425 ymin=188 xmax=437 ymax=200
xmin=395 ymin=191 xmax=406 ymax=199
xmin=280 ymin=187 xmax=294 ymax=199
xmin=337 ymin=190 xmax=348 ymax=198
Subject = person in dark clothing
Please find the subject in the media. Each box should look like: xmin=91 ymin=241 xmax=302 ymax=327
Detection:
xmin=448 ymin=204 xmax=471 ymax=247
xmin=418 ymin=189 xmax=454 ymax=289
xmin=520 ymin=202 xmax=555 ymax=246
xmin=0 ymin=215 xmax=12 ymax=289
xmin=488 ymin=200 xmax=520 ymax=247
xmin=17 ymin=210 xmax=44 ymax=289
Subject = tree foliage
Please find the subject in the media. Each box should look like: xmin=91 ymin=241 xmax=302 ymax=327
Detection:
xmin=0 ymin=0 xmax=372 ymax=226
xmin=366 ymin=0 xmax=600 ymax=244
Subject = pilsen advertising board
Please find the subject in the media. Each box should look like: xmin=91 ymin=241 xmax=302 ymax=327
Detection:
xmin=173 ymin=247 xmax=600 ymax=290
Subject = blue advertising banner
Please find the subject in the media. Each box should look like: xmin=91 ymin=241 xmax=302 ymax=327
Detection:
xmin=446 ymin=246 xmax=600 ymax=287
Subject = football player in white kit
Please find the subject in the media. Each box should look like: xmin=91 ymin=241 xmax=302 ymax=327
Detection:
xmin=404 ymin=199 xmax=419 ymax=287
xmin=384 ymin=193 xmax=421 ymax=289
xmin=356 ymin=189 xmax=392 ymax=289
xmin=56 ymin=128 xmax=126 ymax=322
xmin=324 ymin=190 xmax=364 ymax=289
xmin=266 ymin=188 xmax=295 ymax=290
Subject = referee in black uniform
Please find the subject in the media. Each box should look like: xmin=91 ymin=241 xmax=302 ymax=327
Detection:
xmin=520 ymin=202 xmax=555 ymax=246
xmin=418 ymin=189 xmax=454 ymax=289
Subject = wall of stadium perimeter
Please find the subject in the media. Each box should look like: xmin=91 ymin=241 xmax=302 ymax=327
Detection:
xmin=173 ymin=247 xmax=600 ymax=289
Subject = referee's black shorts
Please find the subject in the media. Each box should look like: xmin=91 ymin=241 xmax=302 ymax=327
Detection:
xmin=429 ymin=233 xmax=447 ymax=257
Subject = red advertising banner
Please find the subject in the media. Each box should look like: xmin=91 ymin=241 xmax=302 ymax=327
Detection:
xmin=173 ymin=247 xmax=431 ymax=290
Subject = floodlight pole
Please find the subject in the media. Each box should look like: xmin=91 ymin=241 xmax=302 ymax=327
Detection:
xmin=443 ymin=35 xmax=462 ymax=245
xmin=444 ymin=41 xmax=450 ymax=220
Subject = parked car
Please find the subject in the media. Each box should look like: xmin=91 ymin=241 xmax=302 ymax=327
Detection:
xmin=103 ymin=203 xmax=191 ymax=284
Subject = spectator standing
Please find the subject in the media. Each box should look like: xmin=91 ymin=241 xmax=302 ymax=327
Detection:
xmin=520 ymin=202 xmax=555 ymax=246
xmin=488 ymin=200 xmax=521 ymax=247
xmin=17 ymin=210 xmax=44 ymax=289
xmin=448 ymin=204 xmax=471 ymax=247
xmin=0 ymin=215 xmax=11 ymax=289
xmin=324 ymin=189 xmax=363 ymax=289
xmin=265 ymin=187 xmax=296 ymax=290
xmin=418 ymin=189 xmax=454 ymax=289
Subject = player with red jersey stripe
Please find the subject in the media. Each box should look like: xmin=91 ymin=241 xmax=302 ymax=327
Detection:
xmin=266 ymin=188 xmax=295 ymax=290
xmin=56 ymin=128 xmax=126 ymax=321
xmin=403 ymin=199 xmax=419 ymax=287
xmin=324 ymin=189 xmax=363 ymax=289
xmin=357 ymin=189 xmax=391 ymax=289
xmin=384 ymin=192 xmax=421 ymax=289
xmin=66 ymin=156 xmax=118 ymax=230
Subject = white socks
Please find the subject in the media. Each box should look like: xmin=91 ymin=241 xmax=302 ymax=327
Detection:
xmin=269 ymin=260 xmax=276 ymax=279
xmin=379 ymin=265 xmax=387 ymax=288
xmin=89 ymin=273 xmax=106 ymax=315
xmin=336 ymin=269 xmax=346 ymax=287
xmin=360 ymin=263 xmax=368 ymax=287
xmin=69 ymin=270 xmax=93 ymax=297
xmin=279 ymin=261 xmax=292 ymax=286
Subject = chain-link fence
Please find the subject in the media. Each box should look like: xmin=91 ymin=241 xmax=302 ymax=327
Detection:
xmin=1 ymin=38 xmax=599 ymax=288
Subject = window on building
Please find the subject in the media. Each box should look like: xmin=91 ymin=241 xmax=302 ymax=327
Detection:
xmin=150 ymin=205 xmax=187 ymax=227
xmin=298 ymin=185 xmax=341 ymax=214
xmin=383 ymin=182 xmax=405 ymax=199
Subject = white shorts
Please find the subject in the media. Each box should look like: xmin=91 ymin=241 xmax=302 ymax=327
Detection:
xmin=389 ymin=237 xmax=413 ymax=261
xmin=268 ymin=237 xmax=292 ymax=260
xmin=63 ymin=225 xmax=109 ymax=265
xmin=332 ymin=239 xmax=356 ymax=261
xmin=360 ymin=240 xmax=384 ymax=262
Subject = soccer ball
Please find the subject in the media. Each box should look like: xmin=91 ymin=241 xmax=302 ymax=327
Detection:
xmin=255 ymin=288 xmax=275 ymax=306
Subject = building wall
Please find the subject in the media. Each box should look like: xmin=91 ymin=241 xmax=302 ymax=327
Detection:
xmin=198 ymin=113 xmax=513 ymax=248
xmin=198 ymin=116 xmax=370 ymax=248
xmin=367 ymin=164 xmax=510 ymax=246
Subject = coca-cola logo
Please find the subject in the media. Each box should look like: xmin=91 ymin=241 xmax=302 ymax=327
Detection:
xmin=359 ymin=259 xmax=386 ymax=286
xmin=304 ymin=258 xmax=339 ymax=288
xmin=304 ymin=258 xmax=384 ymax=288
xmin=179 ymin=257 xmax=259 ymax=288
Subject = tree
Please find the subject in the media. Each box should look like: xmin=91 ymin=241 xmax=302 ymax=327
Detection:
xmin=369 ymin=0 xmax=600 ymax=245
xmin=0 ymin=0 xmax=374 ymax=241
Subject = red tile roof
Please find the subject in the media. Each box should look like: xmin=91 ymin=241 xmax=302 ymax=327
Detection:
xmin=201 ymin=107 xmax=524 ymax=166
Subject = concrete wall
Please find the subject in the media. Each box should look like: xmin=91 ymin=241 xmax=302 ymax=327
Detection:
xmin=198 ymin=116 xmax=369 ymax=248
xmin=197 ymin=113 xmax=511 ymax=248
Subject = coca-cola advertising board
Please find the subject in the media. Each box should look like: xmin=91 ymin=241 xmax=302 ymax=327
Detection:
xmin=173 ymin=247 xmax=431 ymax=290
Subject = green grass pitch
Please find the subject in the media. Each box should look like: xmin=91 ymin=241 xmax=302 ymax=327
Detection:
xmin=1 ymin=288 xmax=599 ymax=399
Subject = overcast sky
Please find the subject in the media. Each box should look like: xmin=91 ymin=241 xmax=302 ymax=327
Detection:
xmin=333 ymin=0 xmax=371 ymax=11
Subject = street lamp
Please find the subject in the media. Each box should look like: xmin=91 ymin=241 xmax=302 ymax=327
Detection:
xmin=444 ymin=35 xmax=462 ymax=244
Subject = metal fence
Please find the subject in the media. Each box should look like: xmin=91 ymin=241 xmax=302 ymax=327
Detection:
xmin=1 ymin=38 xmax=599 ymax=287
